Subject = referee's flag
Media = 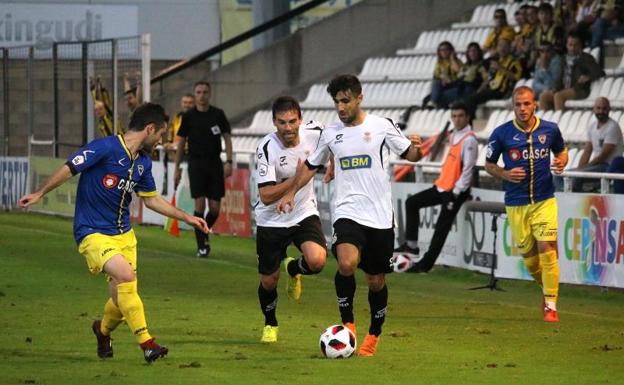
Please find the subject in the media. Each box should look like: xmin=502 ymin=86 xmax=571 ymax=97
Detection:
xmin=164 ymin=194 xmax=180 ymax=237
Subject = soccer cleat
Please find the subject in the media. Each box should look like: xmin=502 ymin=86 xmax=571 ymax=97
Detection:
xmin=394 ymin=243 xmax=419 ymax=257
xmin=196 ymin=245 xmax=210 ymax=258
xmin=357 ymin=334 xmax=380 ymax=357
xmin=284 ymin=257 xmax=302 ymax=301
xmin=260 ymin=325 xmax=278 ymax=343
xmin=344 ymin=322 xmax=357 ymax=336
xmin=543 ymin=305 xmax=559 ymax=323
xmin=91 ymin=320 xmax=113 ymax=359
xmin=141 ymin=339 xmax=169 ymax=363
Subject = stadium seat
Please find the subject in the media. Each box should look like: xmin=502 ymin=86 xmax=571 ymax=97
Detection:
xmin=565 ymin=77 xmax=612 ymax=109
xmin=605 ymin=52 xmax=624 ymax=76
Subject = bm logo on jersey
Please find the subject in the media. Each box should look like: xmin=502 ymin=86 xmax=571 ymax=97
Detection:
xmin=340 ymin=155 xmax=372 ymax=170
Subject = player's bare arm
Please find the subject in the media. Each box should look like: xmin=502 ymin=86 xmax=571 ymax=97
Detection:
xmin=403 ymin=134 xmax=423 ymax=162
xmin=19 ymin=164 xmax=73 ymax=208
xmin=551 ymin=149 xmax=569 ymax=175
xmin=223 ymin=132 xmax=233 ymax=178
xmin=485 ymin=161 xmax=526 ymax=183
xmin=143 ymin=194 xmax=209 ymax=233
xmin=276 ymin=161 xmax=318 ymax=214
xmin=322 ymin=157 xmax=335 ymax=183
xmin=259 ymin=159 xmax=305 ymax=205
xmin=173 ymin=136 xmax=186 ymax=188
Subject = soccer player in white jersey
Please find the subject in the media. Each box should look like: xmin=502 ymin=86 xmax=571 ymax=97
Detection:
xmin=254 ymin=96 xmax=328 ymax=343
xmin=277 ymin=75 xmax=423 ymax=356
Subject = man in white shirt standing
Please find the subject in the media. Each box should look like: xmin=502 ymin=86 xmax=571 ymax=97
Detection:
xmin=563 ymin=97 xmax=623 ymax=191
xmin=254 ymin=96 xmax=328 ymax=343
xmin=277 ymin=75 xmax=423 ymax=356
xmin=395 ymin=102 xmax=478 ymax=272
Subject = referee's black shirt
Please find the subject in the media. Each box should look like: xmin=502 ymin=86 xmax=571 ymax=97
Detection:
xmin=177 ymin=106 xmax=231 ymax=164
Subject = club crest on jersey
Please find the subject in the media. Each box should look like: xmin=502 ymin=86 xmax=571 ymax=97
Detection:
xmin=538 ymin=134 xmax=547 ymax=144
xmin=340 ymin=155 xmax=372 ymax=170
xmin=102 ymin=174 xmax=119 ymax=189
xmin=363 ymin=132 xmax=371 ymax=143
xmin=137 ymin=165 xmax=144 ymax=176
xmin=509 ymin=148 xmax=522 ymax=162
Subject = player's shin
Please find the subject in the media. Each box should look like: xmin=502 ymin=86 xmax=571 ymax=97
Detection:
xmin=368 ymin=285 xmax=388 ymax=336
xmin=116 ymin=280 xmax=152 ymax=344
xmin=539 ymin=250 xmax=560 ymax=309
xmin=258 ymin=283 xmax=278 ymax=326
xmin=335 ymin=272 xmax=356 ymax=324
xmin=102 ymin=298 xmax=123 ymax=335
xmin=522 ymin=254 xmax=543 ymax=286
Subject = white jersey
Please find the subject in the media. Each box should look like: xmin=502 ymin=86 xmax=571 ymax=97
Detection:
xmin=254 ymin=121 xmax=323 ymax=227
xmin=307 ymin=113 xmax=411 ymax=229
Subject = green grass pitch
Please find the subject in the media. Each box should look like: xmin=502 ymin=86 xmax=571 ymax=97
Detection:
xmin=1 ymin=212 xmax=623 ymax=384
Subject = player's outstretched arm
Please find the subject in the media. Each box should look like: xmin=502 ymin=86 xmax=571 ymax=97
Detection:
xmin=143 ymin=194 xmax=209 ymax=234
xmin=276 ymin=160 xmax=318 ymax=214
xmin=19 ymin=164 xmax=73 ymax=208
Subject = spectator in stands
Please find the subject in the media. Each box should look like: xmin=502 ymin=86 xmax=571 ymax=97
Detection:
xmin=513 ymin=6 xmax=528 ymax=32
xmin=555 ymin=0 xmax=581 ymax=32
xmin=123 ymin=71 xmax=142 ymax=114
xmin=463 ymin=38 xmax=522 ymax=117
xmin=90 ymin=76 xmax=124 ymax=136
xmin=164 ymin=94 xmax=195 ymax=156
xmin=571 ymin=97 xmax=623 ymax=191
xmin=534 ymin=2 xmax=566 ymax=55
xmin=454 ymin=42 xmax=489 ymax=100
xmin=483 ymin=8 xmax=517 ymax=57
xmin=423 ymin=41 xmax=463 ymax=109
xmin=533 ymin=41 xmax=563 ymax=99
xmin=514 ymin=5 xmax=539 ymax=77
xmin=607 ymin=155 xmax=624 ymax=193
xmin=591 ymin=4 xmax=624 ymax=48
xmin=538 ymin=32 xmax=604 ymax=111
xmin=575 ymin=0 xmax=602 ymax=44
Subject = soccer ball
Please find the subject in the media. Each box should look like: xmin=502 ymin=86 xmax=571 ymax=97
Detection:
xmin=319 ymin=325 xmax=356 ymax=359
xmin=391 ymin=253 xmax=414 ymax=273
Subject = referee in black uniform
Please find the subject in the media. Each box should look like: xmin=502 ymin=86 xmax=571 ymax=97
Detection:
xmin=174 ymin=81 xmax=233 ymax=257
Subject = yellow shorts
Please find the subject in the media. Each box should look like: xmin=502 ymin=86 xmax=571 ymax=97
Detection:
xmin=505 ymin=197 xmax=558 ymax=254
xmin=78 ymin=230 xmax=137 ymax=276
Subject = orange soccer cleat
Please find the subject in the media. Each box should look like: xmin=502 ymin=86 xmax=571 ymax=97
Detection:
xmin=543 ymin=306 xmax=559 ymax=323
xmin=344 ymin=322 xmax=357 ymax=336
xmin=357 ymin=334 xmax=380 ymax=357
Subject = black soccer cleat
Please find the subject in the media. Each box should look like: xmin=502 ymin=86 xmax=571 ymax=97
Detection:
xmin=91 ymin=320 xmax=113 ymax=359
xmin=196 ymin=244 xmax=211 ymax=258
xmin=142 ymin=339 xmax=169 ymax=363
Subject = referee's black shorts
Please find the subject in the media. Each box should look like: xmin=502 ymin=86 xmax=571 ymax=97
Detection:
xmin=256 ymin=215 xmax=327 ymax=275
xmin=331 ymin=218 xmax=394 ymax=275
xmin=187 ymin=158 xmax=225 ymax=200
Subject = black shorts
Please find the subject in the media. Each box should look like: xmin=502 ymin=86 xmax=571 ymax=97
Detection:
xmin=331 ymin=218 xmax=395 ymax=275
xmin=188 ymin=158 xmax=225 ymax=200
xmin=256 ymin=215 xmax=327 ymax=275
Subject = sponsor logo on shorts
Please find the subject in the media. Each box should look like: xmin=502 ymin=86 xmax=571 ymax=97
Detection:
xmin=102 ymin=174 xmax=119 ymax=189
xmin=101 ymin=247 xmax=114 ymax=257
xmin=339 ymin=155 xmax=372 ymax=170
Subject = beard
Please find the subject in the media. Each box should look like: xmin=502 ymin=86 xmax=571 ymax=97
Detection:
xmin=595 ymin=113 xmax=608 ymax=123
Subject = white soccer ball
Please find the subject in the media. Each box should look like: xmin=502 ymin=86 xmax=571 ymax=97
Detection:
xmin=319 ymin=325 xmax=356 ymax=359
xmin=391 ymin=253 xmax=414 ymax=273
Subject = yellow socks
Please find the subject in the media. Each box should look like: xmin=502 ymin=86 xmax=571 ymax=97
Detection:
xmin=101 ymin=298 xmax=123 ymax=335
xmin=539 ymin=250 xmax=560 ymax=309
xmin=523 ymin=254 xmax=542 ymax=286
xmin=116 ymin=280 xmax=152 ymax=344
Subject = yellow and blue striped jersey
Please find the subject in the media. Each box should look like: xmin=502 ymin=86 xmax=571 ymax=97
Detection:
xmin=66 ymin=135 xmax=157 ymax=243
xmin=486 ymin=117 xmax=566 ymax=206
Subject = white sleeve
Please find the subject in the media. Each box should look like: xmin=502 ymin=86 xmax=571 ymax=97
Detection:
xmin=306 ymin=129 xmax=331 ymax=167
xmin=384 ymin=118 xmax=411 ymax=156
xmin=604 ymin=121 xmax=623 ymax=145
xmin=256 ymin=140 xmax=276 ymax=186
xmin=453 ymin=136 xmax=478 ymax=195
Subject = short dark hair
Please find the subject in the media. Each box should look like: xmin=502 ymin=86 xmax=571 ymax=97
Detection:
xmin=194 ymin=81 xmax=211 ymax=90
xmin=567 ymin=31 xmax=584 ymax=46
xmin=326 ymin=74 xmax=362 ymax=98
xmin=450 ymin=102 xmax=470 ymax=116
xmin=538 ymin=2 xmax=553 ymax=13
xmin=128 ymin=103 xmax=169 ymax=132
xmin=272 ymin=96 xmax=301 ymax=119
xmin=182 ymin=93 xmax=194 ymax=99
xmin=124 ymin=89 xmax=136 ymax=97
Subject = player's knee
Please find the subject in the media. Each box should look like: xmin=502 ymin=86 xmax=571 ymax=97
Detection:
xmin=366 ymin=275 xmax=385 ymax=291
xmin=260 ymin=273 xmax=279 ymax=290
xmin=116 ymin=270 xmax=136 ymax=283
xmin=337 ymin=259 xmax=357 ymax=275
xmin=306 ymin=254 xmax=326 ymax=273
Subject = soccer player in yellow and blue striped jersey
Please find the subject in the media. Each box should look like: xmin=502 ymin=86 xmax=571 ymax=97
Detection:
xmin=19 ymin=103 xmax=209 ymax=361
xmin=485 ymin=86 xmax=568 ymax=322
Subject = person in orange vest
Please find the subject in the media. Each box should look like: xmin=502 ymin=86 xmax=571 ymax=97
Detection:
xmin=395 ymin=102 xmax=478 ymax=272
